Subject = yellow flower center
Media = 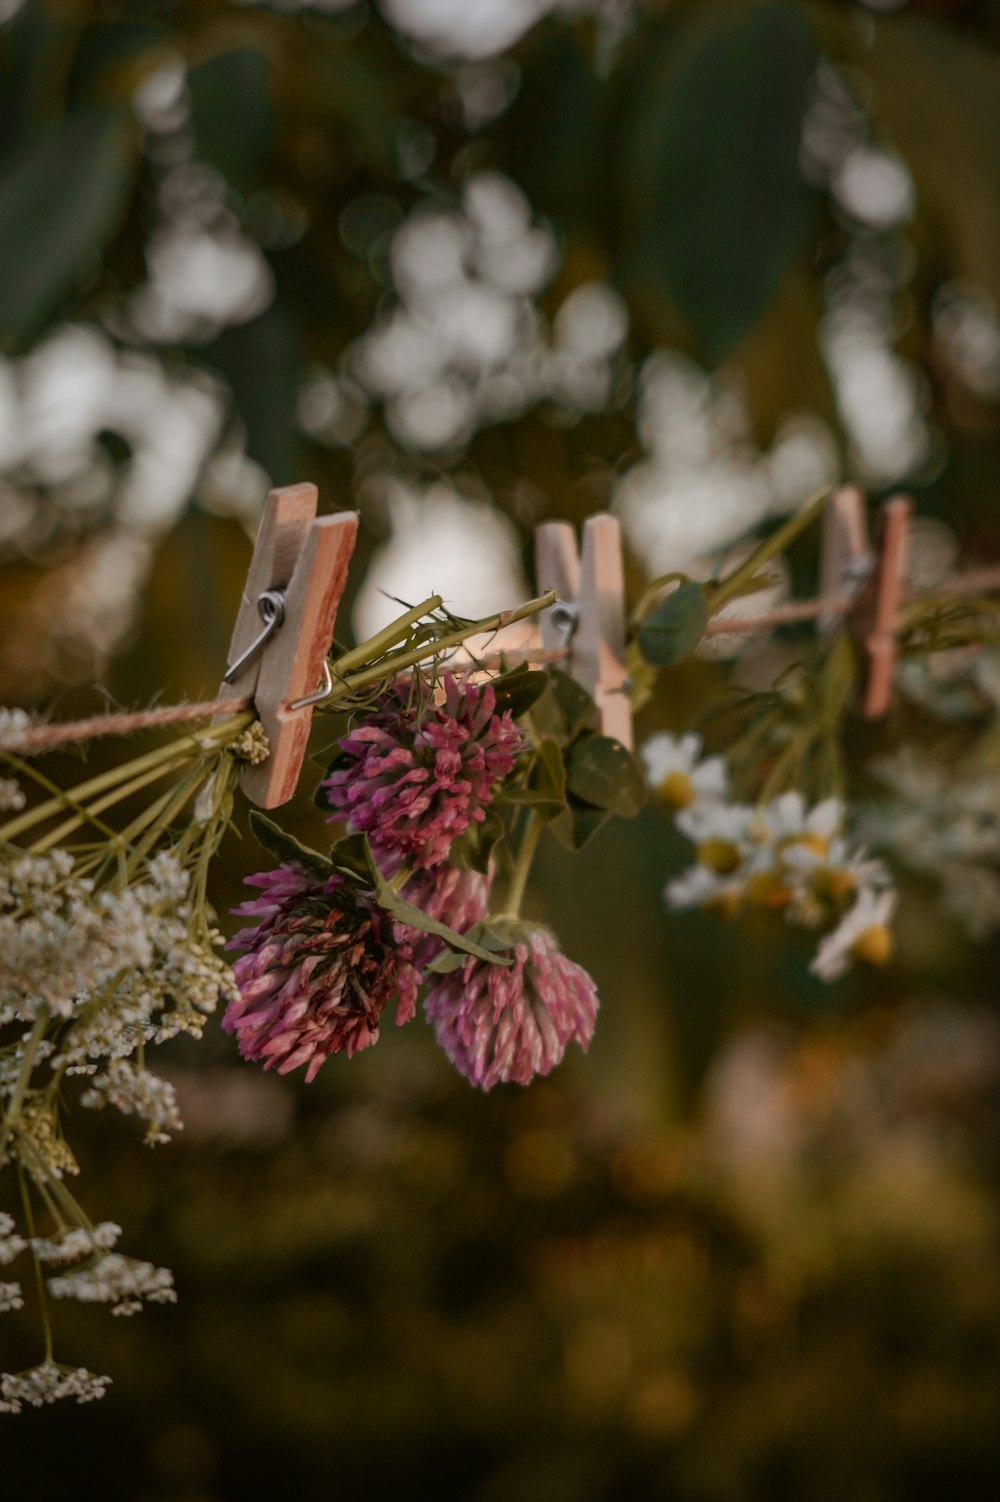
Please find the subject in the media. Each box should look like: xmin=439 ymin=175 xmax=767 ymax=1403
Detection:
xmin=746 ymin=871 xmax=792 ymax=909
xmin=780 ymin=832 xmax=830 ymax=859
xmin=697 ymin=838 xmax=743 ymax=875
xmin=851 ymin=924 xmax=892 ymax=968
xmin=706 ymin=889 xmax=743 ymax=919
xmin=813 ymin=867 xmax=857 ymax=901
xmin=658 ymin=770 xmax=696 ymax=810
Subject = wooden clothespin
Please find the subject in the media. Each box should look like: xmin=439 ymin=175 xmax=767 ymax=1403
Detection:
xmin=819 ymin=484 xmax=872 ymax=634
xmin=818 ymin=485 xmax=911 ymax=719
xmin=535 ymin=512 xmax=632 ymax=750
xmin=855 ymin=493 xmax=912 ymax=719
xmin=218 ymin=483 xmax=358 ymax=808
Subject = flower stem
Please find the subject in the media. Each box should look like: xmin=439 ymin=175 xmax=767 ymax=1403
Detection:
xmin=0 ymin=715 xmax=250 ymax=844
xmin=709 ymin=486 xmax=831 ymax=613
xmin=330 ymin=597 xmax=444 ymax=675
xmin=18 ymin=1165 xmax=53 ymax=1362
xmin=503 ymin=813 xmax=542 ymax=918
xmin=0 ymin=1007 xmax=49 ymax=1168
xmin=27 ymin=759 xmax=186 ymax=855
xmin=328 ymin=592 xmax=556 ymax=702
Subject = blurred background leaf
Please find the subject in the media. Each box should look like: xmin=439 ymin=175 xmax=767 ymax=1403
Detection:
xmin=0 ymin=104 xmax=134 ymax=343
xmin=611 ymin=1 xmax=817 ymax=360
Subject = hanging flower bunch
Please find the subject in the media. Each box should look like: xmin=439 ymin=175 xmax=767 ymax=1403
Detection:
xmin=223 ymin=669 xmax=615 ymax=1091
xmin=0 ymin=590 xmax=645 ymax=1412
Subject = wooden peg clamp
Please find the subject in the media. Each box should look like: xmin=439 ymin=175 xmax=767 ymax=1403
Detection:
xmin=536 ymin=512 xmax=632 ymax=750
xmin=818 ymin=484 xmax=872 ymax=634
xmin=816 ymin=485 xmax=910 ymax=718
xmin=218 ymin=483 xmax=359 ymax=808
xmin=856 ymin=494 xmax=912 ymax=720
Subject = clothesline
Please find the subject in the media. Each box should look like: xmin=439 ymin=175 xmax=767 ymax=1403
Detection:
xmin=5 ymin=561 xmax=1000 ymax=758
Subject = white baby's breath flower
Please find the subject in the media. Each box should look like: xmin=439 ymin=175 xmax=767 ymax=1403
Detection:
xmin=146 ymin=851 xmax=190 ymax=902
xmin=642 ymin=732 xmax=728 ymax=811
xmin=0 ymin=776 xmax=24 ymax=812
xmin=0 ymin=1361 xmax=111 ymax=1413
xmin=47 ymin=1251 xmax=176 ymax=1312
xmin=0 ymin=707 xmax=31 ymax=746
xmin=226 ymin=719 xmax=270 ymax=769
xmin=0 ymin=1213 xmax=27 ymax=1266
xmin=18 ymin=1099 xmax=79 ymax=1180
xmin=0 ymin=1038 xmax=54 ymax=1091
xmin=31 ymin=1222 xmax=121 ymax=1264
xmin=0 ymin=1282 xmax=24 ymax=1313
xmin=0 ymin=851 xmax=165 ymax=1024
xmin=81 ymin=1060 xmax=182 ymax=1145
xmin=810 ymin=888 xmax=899 ymax=981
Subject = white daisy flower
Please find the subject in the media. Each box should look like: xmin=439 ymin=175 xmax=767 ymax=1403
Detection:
xmin=665 ymin=864 xmax=744 ymax=916
xmin=641 ymin=732 xmax=728 ymax=811
xmin=810 ymin=888 xmax=899 ymax=982
xmin=742 ymin=845 xmax=799 ymax=910
xmin=676 ymin=801 xmax=755 ymax=875
xmin=676 ymin=801 xmax=754 ymax=845
xmin=782 ymin=837 xmax=890 ymax=901
xmin=757 ymin=792 xmax=843 ymax=851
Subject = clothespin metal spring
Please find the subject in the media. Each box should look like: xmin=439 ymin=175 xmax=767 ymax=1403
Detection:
xmin=549 ymin=600 xmax=579 ymax=649
xmin=288 ymin=659 xmax=333 ymax=711
xmin=222 ymin=585 xmax=334 ymax=711
xmin=223 ymin=589 xmax=287 ymax=685
xmin=536 ymin=514 xmax=632 ymax=749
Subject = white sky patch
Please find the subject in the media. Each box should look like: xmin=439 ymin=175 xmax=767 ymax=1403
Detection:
xmin=378 ymin=0 xmax=552 ymax=60
xmin=348 ymin=174 xmax=626 ymax=452
xmin=614 ymin=353 xmax=837 ymax=576
xmin=353 ymin=480 xmax=528 ymax=641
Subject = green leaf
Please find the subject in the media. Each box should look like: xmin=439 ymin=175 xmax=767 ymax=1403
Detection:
xmin=0 ymin=105 xmax=134 ymax=342
xmin=490 ymin=666 xmax=550 ymax=719
xmin=504 ymin=24 xmax=601 ymax=227
xmin=856 ymin=16 xmax=1000 ymax=314
xmin=189 ymin=47 xmax=274 ymax=195
xmin=328 ymin=832 xmax=376 ymax=884
xmin=510 ymin=735 xmax=568 ymax=823
xmin=549 ymin=801 xmax=611 ymax=852
xmin=207 ymin=299 xmax=300 ymax=479
xmin=426 ymin=920 xmax=516 ymax=975
xmin=0 ymin=4 xmax=69 ymax=150
xmin=565 ymin=733 xmax=647 ymax=818
xmin=613 ymin=1 xmax=816 ymax=361
xmin=530 ymin=668 xmax=596 ymax=746
xmin=67 ymin=20 xmax=167 ymax=104
xmin=821 ymin=633 xmax=858 ymax=721
xmin=370 ymin=862 xmax=512 ymax=967
xmin=636 ymin=583 xmax=709 ymax=666
xmin=248 ymin=811 xmax=334 ymax=879
xmin=449 ymin=806 xmax=508 ymax=875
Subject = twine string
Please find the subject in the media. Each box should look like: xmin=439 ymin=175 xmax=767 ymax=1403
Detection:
xmin=1 ymin=695 xmax=252 ymax=756
xmin=5 ymin=564 xmax=1000 ymax=757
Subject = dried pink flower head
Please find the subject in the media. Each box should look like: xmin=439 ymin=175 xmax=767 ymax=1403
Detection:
xmin=322 ymin=674 xmax=526 ymax=870
xmin=424 ymin=921 xmax=599 ymax=1091
xmin=223 ymin=864 xmax=420 ymax=1082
